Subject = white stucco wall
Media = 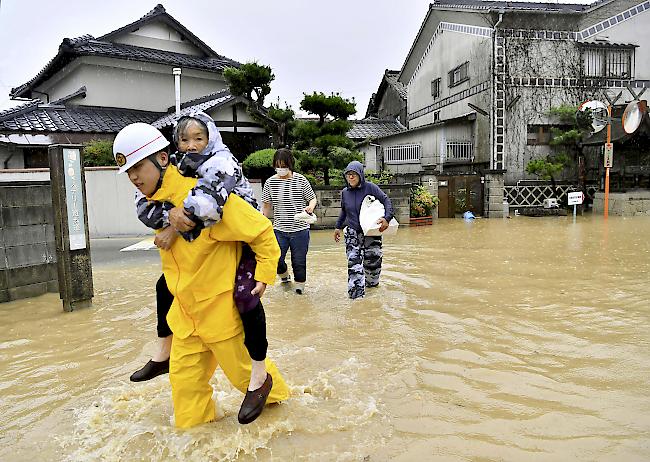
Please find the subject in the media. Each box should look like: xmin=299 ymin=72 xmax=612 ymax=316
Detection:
xmin=359 ymin=144 xmax=380 ymax=171
xmin=111 ymin=22 xmax=203 ymax=56
xmin=408 ymin=30 xmax=491 ymax=128
xmin=0 ymin=168 xmax=264 ymax=237
xmin=35 ymin=57 xmax=226 ymax=112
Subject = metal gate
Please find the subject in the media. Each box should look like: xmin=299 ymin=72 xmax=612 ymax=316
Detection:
xmin=437 ymin=174 xmax=484 ymax=218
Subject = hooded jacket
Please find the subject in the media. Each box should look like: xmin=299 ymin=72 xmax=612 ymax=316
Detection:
xmin=149 ymin=166 xmax=279 ymax=342
xmin=335 ymin=161 xmax=393 ymax=232
xmin=135 ymin=110 xmax=258 ymax=241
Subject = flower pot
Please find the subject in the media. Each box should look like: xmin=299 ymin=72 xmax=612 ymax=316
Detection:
xmin=409 ymin=216 xmax=433 ymax=226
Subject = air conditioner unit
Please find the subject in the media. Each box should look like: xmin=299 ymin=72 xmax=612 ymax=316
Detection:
xmin=543 ymin=198 xmax=559 ymax=209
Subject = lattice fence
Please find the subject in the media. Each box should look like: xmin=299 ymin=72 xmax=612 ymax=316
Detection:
xmin=504 ymin=181 xmax=598 ymax=207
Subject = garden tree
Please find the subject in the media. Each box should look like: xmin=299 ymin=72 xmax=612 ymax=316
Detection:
xmin=242 ymin=147 xmax=298 ymax=183
xmin=292 ymin=92 xmax=358 ymax=185
xmin=525 ymin=104 xmax=592 ymax=200
xmin=223 ymin=62 xmax=274 ymax=105
xmin=83 ymin=139 xmax=114 ymax=167
xmin=266 ymin=103 xmax=296 ymax=147
xmin=224 ymin=62 xmax=295 ymax=147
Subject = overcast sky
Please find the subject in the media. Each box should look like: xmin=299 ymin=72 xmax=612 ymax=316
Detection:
xmin=0 ymin=0 xmax=592 ymax=117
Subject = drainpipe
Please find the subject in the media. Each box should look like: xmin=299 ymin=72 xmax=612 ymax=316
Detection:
xmin=173 ymin=68 xmax=182 ymax=118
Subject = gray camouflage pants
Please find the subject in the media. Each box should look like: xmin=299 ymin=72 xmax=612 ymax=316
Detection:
xmin=344 ymin=227 xmax=383 ymax=299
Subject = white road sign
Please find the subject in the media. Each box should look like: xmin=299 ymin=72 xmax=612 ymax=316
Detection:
xmin=567 ymin=192 xmax=584 ymax=205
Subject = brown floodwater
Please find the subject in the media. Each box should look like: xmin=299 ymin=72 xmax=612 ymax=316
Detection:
xmin=1 ymin=215 xmax=649 ymax=461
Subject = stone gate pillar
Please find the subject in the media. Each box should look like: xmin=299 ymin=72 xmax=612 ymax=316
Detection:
xmin=483 ymin=170 xmax=506 ymax=218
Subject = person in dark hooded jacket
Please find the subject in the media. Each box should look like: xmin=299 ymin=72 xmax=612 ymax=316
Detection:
xmin=334 ymin=161 xmax=393 ymax=299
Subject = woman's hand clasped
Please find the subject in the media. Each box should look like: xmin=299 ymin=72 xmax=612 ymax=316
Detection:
xmin=154 ymin=225 xmax=179 ymax=250
xmin=251 ymin=281 xmax=267 ymax=298
xmin=376 ymin=218 xmax=389 ymax=232
xmin=169 ymin=206 xmax=196 ymax=232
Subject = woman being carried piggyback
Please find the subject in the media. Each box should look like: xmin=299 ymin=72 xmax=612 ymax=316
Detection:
xmin=129 ymin=111 xmax=276 ymax=425
xmin=334 ymin=161 xmax=393 ymax=300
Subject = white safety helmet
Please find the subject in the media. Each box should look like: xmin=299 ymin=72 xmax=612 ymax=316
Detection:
xmin=113 ymin=123 xmax=170 ymax=173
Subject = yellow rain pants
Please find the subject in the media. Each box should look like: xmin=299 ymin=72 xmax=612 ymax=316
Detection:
xmin=147 ymin=166 xmax=289 ymax=429
xmin=170 ymin=331 xmax=289 ymax=429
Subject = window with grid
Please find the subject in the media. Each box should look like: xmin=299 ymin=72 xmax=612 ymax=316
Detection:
xmin=384 ymin=144 xmax=421 ymax=164
xmin=527 ymin=125 xmax=551 ymax=145
xmin=582 ymin=46 xmax=634 ymax=78
xmin=431 ymin=78 xmax=441 ymax=98
xmin=446 ymin=140 xmax=473 ymax=161
xmin=526 ymin=125 xmax=571 ymax=145
xmin=448 ymin=62 xmax=469 ymax=87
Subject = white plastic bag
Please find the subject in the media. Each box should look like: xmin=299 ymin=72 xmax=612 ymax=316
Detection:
xmin=359 ymin=195 xmax=399 ymax=236
xmin=294 ymin=210 xmax=317 ymax=224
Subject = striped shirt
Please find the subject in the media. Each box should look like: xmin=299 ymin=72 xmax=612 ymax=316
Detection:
xmin=262 ymin=172 xmax=316 ymax=232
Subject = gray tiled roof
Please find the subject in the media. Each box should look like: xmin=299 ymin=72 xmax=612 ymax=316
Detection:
xmin=0 ymin=102 xmax=163 ymax=133
xmin=11 ymin=37 xmax=240 ymax=97
xmin=10 ymin=4 xmax=240 ymax=98
xmin=153 ymin=89 xmax=236 ymax=128
xmin=431 ymin=0 xmax=592 ymax=13
xmin=347 ymin=118 xmax=407 ymax=140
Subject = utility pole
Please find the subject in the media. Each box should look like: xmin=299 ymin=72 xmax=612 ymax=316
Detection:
xmin=601 ymin=91 xmax=622 ymax=220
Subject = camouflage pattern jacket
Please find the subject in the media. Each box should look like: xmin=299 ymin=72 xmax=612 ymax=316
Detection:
xmin=135 ymin=110 xmax=258 ymax=241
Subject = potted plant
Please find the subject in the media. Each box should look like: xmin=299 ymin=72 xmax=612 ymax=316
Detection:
xmin=410 ymin=185 xmax=439 ymax=226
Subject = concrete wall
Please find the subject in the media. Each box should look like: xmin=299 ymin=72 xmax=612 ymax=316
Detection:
xmin=502 ymin=32 xmax=645 ymax=184
xmin=0 ymin=168 xmax=263 ymax=237
xmin=35 ymin=56 xmax=226 ymax=112
xmin=311 ymin=184 xmax=412 ymax=229
xmin=503 ymin=84 xmax=588 ymax=184
xmin=593 ymin=190 xmax=650 ymax=216
xmin=0 ymin=182 xmax=58 ymax=302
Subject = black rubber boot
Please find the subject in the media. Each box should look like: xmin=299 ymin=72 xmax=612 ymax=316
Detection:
xmin=130 ymin=359 xmax=169 ymax=382
xmin=238 ymin=374 xmax=273 ymax=424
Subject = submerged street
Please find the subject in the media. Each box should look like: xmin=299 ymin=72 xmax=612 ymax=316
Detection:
xmin=1 ymin=215 xmax=649 ymax=461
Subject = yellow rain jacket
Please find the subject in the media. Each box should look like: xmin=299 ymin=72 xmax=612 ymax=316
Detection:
xmin=149 ymin=166 xmax=280 ymax=342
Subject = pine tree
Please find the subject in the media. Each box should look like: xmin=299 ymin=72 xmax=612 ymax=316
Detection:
xmin=292 ymin=92 xmax=358 ymax=185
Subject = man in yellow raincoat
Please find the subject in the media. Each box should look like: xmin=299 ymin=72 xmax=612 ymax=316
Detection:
xmin=113 ymin=123 xmax=289 ymax=428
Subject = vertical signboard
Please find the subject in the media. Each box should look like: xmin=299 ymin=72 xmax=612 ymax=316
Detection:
xmin=63 ymin=148 xmax=87 ymax=251
xmin=49 ymin=144 xmax=93 ymax=312
xmin=604 ymin=143 xmax=613 ymax=168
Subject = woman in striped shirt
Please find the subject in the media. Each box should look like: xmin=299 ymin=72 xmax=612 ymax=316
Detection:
xmin=261 ymin=149 xmax=317 ymax=295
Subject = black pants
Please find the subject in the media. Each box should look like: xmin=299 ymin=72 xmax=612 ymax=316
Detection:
xmin=155 ymin=274 xmax=268 ymax=360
